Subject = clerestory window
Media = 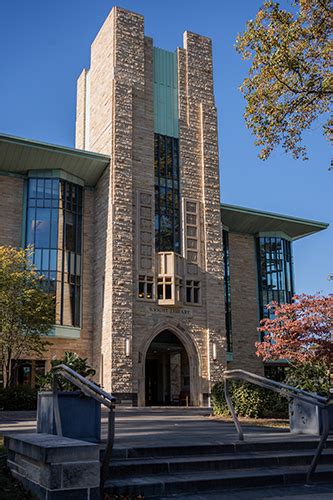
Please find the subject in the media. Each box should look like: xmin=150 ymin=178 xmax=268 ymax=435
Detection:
xmin=154 ymin=134 xmax=181 ymax=253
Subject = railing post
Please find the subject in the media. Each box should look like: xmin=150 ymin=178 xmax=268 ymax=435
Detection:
xmin=306 ymin=405 xmax=330 ymax=484
xmin=100 ymin=406 xmax=115 ymax=494
xmin=224 ymin=378 xmax=244 ymax=441
xmin=52 ymin=374 xmax=62 ymax=436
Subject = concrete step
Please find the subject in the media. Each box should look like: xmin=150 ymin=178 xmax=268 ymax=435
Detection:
xmin=109 ymin=449 xmax=333 ymax=478
xmin=110 ymin=438 xmax=333 ymax=459
xmin=104 ymin=464 xmax=333 ymax=498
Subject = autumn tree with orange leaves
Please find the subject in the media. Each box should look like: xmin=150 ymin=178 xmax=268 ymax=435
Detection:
xmin=256 ymin=294 xmax=333 ymax=368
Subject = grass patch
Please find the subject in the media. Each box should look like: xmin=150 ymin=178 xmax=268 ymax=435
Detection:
xmin=0 ymin=435 xmax=36 ymax=499
xmin=210 ymin=415 xmax=289 ymax=429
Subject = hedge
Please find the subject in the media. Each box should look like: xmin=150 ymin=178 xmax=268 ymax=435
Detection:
xmin=211 ymin=380 xmax=288 ymax=419
xmin=0 ymin=386 xmax=38 ymax=411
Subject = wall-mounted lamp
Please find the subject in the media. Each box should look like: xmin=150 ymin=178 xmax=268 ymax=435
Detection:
xmin=212 ymin=343 xmax=217 ymax=361
xmin=125 ymin=338 xmax=131 ymax=357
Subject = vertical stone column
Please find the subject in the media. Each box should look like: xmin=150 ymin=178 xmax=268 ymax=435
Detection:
xmin=79 ymin=7 xmax=147 ymax=401
xmin=170 ymin=353 xmax=181 ymax=401
xmin=75 ymin=69 xmax=87 ymax=150
xmin=178 ymin=32 xmax=226 ymax=397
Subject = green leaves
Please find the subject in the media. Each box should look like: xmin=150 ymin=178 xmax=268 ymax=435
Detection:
xmin=0 ymin=246 xmax=55 ymax=387
xmin=38 ymin=352 xmax=96 ymax=391
xmin=236 ymin=0 xmax=332 ymax=161
xmin=211 ymin=381 xmax=288 ymax=418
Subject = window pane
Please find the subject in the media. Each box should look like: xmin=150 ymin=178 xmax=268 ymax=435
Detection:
xmin=44 ymin=180 xmax=52 ymax=198
xmin=52 ymin=179 xmax=59 ymax=200
xmin=29 ymin=179 xmax=37 ymax=198
xmin=34 ymin=249 xmax=42 ymax=270
xmin=186 ymin=287 xmax=191 ymax=303
xmin=26 ymin=208 xmax=35 ymax=245
xmin=146 ymin=283 xmax=153 ymax=299
xmin=35 ymin=208 xmax=51 ymax=247
xmin=138 ymin=282 xmax=144 ymax=298
xmin=65 ymin=212 xmax=75 ymax=251
xmin=165 ymin=284 xmax=172 ymax=300
xmin=50 ymin=250 xmax=57 ymax=271
xmin=42 ymin=249 xmax=49 ymax=271
xmin=36 ymin=179 xmax=44 ymax=198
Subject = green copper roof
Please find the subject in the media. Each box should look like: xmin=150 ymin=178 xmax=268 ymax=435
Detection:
xmin=153 ymin=47 xmax=179 ymax=138
xmin=221 ymin=203 xmax=328 ymax=240
xmin=0 ymin=133 xmax=110 ymax=186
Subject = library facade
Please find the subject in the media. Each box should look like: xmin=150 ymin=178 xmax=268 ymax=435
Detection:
xmin=0 ymin=7 xmax=328 ymax=405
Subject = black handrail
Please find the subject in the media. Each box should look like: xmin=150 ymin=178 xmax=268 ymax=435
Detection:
xmin=51 ymin=364 xmax=116 ymax=494
xmin=223 ymin=369 xmax=332 ymax=483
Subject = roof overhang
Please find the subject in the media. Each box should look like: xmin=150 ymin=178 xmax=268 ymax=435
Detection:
xmin=221 ymin=203 xmax=328 ymax=241
xmin=0 ymin=133 xmax=110 ymax=187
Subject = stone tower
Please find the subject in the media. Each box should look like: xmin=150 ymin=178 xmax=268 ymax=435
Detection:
xmin=75 ymin=7 xmax=226 ymax=406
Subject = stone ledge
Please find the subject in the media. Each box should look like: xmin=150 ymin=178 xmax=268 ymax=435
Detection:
xmin=4 ymin=433 xmax=100 ymax=499
xmin=4 ymin=432 xmax=99 ymax=463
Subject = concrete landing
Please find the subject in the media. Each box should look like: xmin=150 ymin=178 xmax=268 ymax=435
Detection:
xmin=0 ymin=406 xmax=326 ymax=449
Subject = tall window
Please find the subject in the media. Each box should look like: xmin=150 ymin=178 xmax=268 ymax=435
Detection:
xmin=223 ymin=230 xmax=232 ymax=353
xmin=26 ymin=178 xmax=59 ymax=294
xmin=154 ymin=134 xmax=180 ymax=253
xmin=257 ymin=236 xmax=294 ymax=320
xmin=60 ymin=181 xmax=82 ymax=327
xmin=26 ymin=178 xmax=83 ymax=327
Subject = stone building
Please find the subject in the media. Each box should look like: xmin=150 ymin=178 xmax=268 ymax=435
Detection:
xmin=0 ymin=7 xmax=328 ymax=405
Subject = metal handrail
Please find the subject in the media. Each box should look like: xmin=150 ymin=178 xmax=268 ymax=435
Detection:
xmin=223 ymin=369 xmax=332 ymax=483
xmin=51 ymin=364 xmax=116 ymax=494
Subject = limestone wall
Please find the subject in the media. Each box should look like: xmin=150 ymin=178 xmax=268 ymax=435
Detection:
xmin=0 ymin=175 xmax=24 ymax=246
xmin=227 ymin=232 xmax=263 ymax=374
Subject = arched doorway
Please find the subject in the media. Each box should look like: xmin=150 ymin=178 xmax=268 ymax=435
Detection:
xmin=145 ymin=330 xmax=190 ymax=406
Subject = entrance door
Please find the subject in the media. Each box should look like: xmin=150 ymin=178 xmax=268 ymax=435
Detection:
xmin=145 ymin=359 xmax=159 ymax=405
xmin=145 ymin=330 xmax=190 ymax=406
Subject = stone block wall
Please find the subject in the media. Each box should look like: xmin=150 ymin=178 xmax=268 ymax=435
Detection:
xmin=5 ymin=433 xmax=100 ymax=499
xmin=178 ymin=32 xmax=226 ymax=388
xmin=227 ymin=232 xmax=263 ymax=374
xmin=0 ymin=175 xmax=24 ymax=246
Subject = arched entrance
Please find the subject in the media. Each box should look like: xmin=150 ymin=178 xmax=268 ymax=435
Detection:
xmin=145 ymin=330 xmax=190 ymax=406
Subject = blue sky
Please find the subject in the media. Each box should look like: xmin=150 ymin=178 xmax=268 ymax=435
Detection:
xmin=0 ymin=0 xmax=331 ymax=294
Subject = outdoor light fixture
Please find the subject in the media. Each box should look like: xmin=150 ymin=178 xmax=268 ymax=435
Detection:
xmin=125 ymin=338 xmax=131 ymax=357
xmin=212 ymin=343 xmax=217 ymax=361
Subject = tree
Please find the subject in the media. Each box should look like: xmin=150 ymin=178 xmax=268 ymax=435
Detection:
xmin=256 ymin=294 xmax=333 ymax=367
xmin=236 ymin=0 xmax=333 ymax=161
xmin=0 ymin=246 xmax=55 ymax=388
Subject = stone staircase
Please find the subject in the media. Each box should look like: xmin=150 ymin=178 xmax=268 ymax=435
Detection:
xmin=104 ymin=439 xmax=333 ymax=498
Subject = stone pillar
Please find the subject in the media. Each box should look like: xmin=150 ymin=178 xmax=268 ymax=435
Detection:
xmin=170 ymin=353 xmax=181 ymax=401
xmin=178 ymin=33 xmax=226 ymax=400
xmin=76 ymin=7 xmax=149 ymax=402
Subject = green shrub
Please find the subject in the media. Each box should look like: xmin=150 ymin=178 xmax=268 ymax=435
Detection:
xmin=285 ymin=362 xmax=330 ymax=395
xmin=0 ymin=386 xmax=37 ymax=411
xmin=211 ymin=380 xmax=288 ymax=419
xmin=38 ymin=351 xmax=96 ymax=391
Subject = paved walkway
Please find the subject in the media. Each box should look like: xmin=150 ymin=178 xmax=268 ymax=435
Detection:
xmin=0 ymin=406 xmax=324 ymax=448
